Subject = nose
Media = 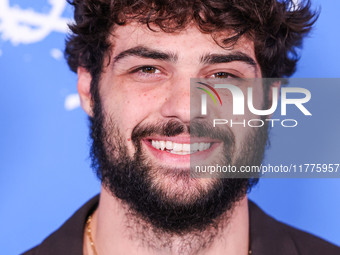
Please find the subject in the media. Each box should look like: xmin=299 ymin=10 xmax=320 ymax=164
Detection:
xmin=160 ymin=77 xmax=202 ymax=124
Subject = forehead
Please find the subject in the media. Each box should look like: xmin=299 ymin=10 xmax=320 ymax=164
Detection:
xmin=109 ymin=22 xmax=257 ymax=64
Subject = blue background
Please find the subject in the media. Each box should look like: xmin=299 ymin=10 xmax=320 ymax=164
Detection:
xmin=0 ymin=0 xmax=339 ymax=254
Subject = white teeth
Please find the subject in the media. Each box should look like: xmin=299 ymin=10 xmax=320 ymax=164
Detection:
xmin=191 ymin=143 xmax=198 ymax=152
xmin=173 ymin=142 xmax=183 ymax=152
xmin=183 ymin=144 xmax=190 ymax=152
xmin=152 ymin=140 xmax=160 ymax=150
xmin=203 ymin=143 xmax=210 ymax=150
xmin=165 ymin=141 xmax=173 ymax=150
xmin=152 ymin=140 xmax=156 ymax=148
xmin=160 ymin=141 xmax=165 ymax=151
xmin=150 ymin=140 xmax=211 ymax=154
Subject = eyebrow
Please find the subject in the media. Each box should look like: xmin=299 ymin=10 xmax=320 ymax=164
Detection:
xmin=113 ymin=46 xmax=257 ymax=71
xmin=113 ymin=46 xmax=178 ymax=65
xmin=200 ymin=52 xmax=257 ymax=70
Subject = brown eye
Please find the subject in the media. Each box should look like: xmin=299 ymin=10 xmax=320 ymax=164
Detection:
xmin=212 ymin=72 xmax=232 ymax=79
xmin=140 ymin=66 xmax=160 ymax=74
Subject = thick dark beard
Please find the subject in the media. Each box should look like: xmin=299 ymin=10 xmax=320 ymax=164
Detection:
xmin=89 ymin=79 xmax=268 ymax=249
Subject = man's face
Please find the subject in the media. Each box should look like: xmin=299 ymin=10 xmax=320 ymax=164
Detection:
xmin=81 ymin=23 xmax=267 ymax=233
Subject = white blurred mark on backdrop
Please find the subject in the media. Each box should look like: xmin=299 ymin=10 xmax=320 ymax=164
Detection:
xmin=64 ymin=93 xmax=80 ymax=111
xmin=0 ymin=0 xmax=80 ymax=110
xmin=0 ymin=0 xmax=71 ymax=45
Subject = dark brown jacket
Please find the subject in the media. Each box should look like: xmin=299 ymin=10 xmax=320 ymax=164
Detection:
xmin=22 ymin=195 xmax=340 ymax=255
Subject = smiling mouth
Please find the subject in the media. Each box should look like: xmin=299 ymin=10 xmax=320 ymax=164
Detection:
xmin=149 ymin=139 xmax=212 ymax=155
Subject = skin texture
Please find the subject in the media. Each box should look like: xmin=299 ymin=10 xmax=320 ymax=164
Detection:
xmin=78 ymin=23 xmax=268 ymax=255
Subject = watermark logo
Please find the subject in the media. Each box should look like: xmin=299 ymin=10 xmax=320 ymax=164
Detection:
xmin=194 ymin=79 xmax=312 ymax=128
xmin=196 ymin=82 xmax=223 ymax=115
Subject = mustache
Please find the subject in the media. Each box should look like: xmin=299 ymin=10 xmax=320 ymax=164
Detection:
xmin=131 ymin=119 xmax=235 ymax=148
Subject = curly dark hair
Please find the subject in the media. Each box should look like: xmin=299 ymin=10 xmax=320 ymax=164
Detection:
xmin=65 ymin=0 xmax=318 ymax=81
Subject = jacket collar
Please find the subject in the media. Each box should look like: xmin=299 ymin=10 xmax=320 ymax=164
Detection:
xmin=33 ymin=195 xmax=99 ymax=255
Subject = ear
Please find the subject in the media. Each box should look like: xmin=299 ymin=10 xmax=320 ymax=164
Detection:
xmin=77 ymin=67 xmax=93 ymax=117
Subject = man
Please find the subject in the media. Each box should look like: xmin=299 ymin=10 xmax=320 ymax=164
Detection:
xmin=24 ymin=0 xmax=340 ymax=254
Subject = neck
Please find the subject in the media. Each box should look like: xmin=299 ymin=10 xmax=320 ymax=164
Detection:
xmin=87 ymin=187 xmax=249 ymax=255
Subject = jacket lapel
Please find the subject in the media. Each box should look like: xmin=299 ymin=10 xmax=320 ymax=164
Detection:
xmin=249 ymin=200 xmax=299 ymax=255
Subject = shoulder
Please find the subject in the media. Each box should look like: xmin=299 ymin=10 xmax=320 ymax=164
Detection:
xmin=278 ymin=219 xmax=340 ymax=255
xmin=248 ymin=200 xmax=340 ymax=255
xmin=21 ymin=195 xmax=100 ymax=255
xmin=22 ymin=246 xmax=39 ymax=255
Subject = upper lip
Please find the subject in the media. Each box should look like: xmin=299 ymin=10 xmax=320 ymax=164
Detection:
xmin=143 ymin=135 xmax=221 ymax=144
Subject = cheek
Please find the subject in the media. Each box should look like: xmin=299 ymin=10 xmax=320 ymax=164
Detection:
xmin=212 ymin=85 xmax=264 ymax=150
xmin=100 ymin=81 xmax=164 ymax=139
xmin=214 ymin=86 xmax=264 ymax=119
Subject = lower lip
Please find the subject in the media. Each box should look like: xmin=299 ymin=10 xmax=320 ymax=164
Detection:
xmin=142 ymin=139 xmax=221 ymax=165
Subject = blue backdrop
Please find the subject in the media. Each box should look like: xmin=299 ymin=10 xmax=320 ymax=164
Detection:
xmin=0 ymin=1 xmax=339 ymax=254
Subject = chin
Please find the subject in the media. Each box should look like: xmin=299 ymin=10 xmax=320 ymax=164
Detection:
xmin=149 ymin=168 xmax=218 ymax=204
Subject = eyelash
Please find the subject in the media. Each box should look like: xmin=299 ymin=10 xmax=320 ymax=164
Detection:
xmin=129 ymin=66 xmax=162 ymax=76
xmin=129 ymin=66 xmax=239 ymax=79
xmin=209 ymin=72 xmax=238 ymax=79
